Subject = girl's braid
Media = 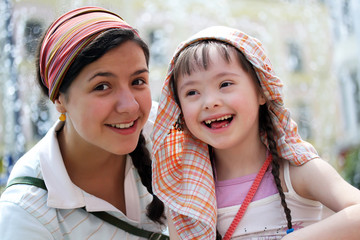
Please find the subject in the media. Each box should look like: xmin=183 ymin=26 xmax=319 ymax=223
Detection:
xmin=216 ymin=230 xmax=223 ymax=240
xmin=261 ymin=105 xmax=293 ymax=230
xmin=129 ymin=132 xmax=165 ymax=224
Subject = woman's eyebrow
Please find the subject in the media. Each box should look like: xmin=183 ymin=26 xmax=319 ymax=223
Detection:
xmin=88 ymin=68 xmax=149 ymax=82
xmin=131 ymin=68 xmax=149 ymax=77
xmin=88 ymin=72 xmax=113 ymax=81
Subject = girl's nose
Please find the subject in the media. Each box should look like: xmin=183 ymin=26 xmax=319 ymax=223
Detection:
xmin=115 ymin=89 xmax=139 ymax=114
xmin=203 ymin=94 xmax=221 ymax=110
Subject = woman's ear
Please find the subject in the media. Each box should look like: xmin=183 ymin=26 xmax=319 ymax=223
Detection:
xmin=54 ymin=94 xmax=66 ymax=114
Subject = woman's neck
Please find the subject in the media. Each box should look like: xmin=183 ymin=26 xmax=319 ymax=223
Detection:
xmin=57 ymin=126 xmax=127 ymax=212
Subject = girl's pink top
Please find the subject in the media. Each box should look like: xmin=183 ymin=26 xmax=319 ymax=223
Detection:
xmin=215 ymin=167 xmax=278 ymax=208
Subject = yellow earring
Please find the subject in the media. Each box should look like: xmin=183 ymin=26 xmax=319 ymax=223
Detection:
xmin=59 ymin=113 xmax=66 ymax=121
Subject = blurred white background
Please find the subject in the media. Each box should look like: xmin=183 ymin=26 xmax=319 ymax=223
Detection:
xmin=1 ymin=0 xmax=359 ymax=187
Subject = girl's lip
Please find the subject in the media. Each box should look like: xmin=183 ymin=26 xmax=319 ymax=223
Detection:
xmin=202 ymin=114 xmax=234 ymax=130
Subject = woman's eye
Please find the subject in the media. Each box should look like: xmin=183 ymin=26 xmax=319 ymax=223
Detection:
xmin=94 ymin=83 xmax=110 ymax=91
xmin=132 ymin=78 xmax=146 ymax=86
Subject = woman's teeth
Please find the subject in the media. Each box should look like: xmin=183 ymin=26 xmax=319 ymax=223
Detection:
xmin=110 ymin=121 xmax=134 ymax=129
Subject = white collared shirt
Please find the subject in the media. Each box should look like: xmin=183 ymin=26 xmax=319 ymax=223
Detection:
xmin=0 ymin=102 xmax=164 ymax=239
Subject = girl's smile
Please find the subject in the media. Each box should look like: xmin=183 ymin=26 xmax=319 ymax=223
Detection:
xmin=177 ymin=46 xmax=265 ymax=151
xmin=203 ymin=114 xmax=234 ymax=129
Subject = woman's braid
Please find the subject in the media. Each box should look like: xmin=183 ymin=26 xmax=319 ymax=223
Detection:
xmin=129 ymin=132 xmax=165 ymax=224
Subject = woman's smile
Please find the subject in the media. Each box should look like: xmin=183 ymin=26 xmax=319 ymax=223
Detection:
xmin=106 ymin=119 xmax=138 ymax=135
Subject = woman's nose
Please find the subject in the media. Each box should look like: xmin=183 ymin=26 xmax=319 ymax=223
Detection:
xmin=115 ymin=89 xmax=139 ymax=114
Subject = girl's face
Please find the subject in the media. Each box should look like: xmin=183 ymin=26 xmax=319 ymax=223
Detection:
xmin=57 ymin=41 xmax=151 ymax=156
xmin=176 ymin=46 xmax=265 ymax=151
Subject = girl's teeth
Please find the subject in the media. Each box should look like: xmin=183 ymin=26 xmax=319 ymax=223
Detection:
xmin=205 ymin=115 xmax=232 ymax=124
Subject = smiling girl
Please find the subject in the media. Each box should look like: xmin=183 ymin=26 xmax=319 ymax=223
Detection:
xmin=0 ymin=7 xmax=167 ymax=239
xmin=152 ymin=26 xmax=360 ymax=239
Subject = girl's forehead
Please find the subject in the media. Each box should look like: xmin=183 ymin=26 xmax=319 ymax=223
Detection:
xmin=174 ymin=41 xmax=238 ymax=78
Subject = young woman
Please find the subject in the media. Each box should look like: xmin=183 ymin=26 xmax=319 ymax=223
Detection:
xmin=0 ymin=6 xmax=167 ymax=239
xmin=152 ymin=26 xmax=360 ymax=239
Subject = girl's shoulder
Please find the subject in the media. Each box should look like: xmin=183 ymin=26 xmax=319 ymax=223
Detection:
xmin=288 ymin=158 xmax=360 ymax=210
xmin=288 ymin=157 xmax=328 ymax=200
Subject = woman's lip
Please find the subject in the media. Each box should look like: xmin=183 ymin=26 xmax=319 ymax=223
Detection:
xmin=108 ymin=121 xmax=135 ymax=129
xmin=106 ymin=117 xmax=139 ymax=128
xmin=106 ymin=118 xmax=139 ymax=134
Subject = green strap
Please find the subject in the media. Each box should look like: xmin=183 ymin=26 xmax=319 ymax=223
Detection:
xmin=6 ymin=176 xmax=169 ymax=240
xmin=7 ymin=176 xmax=47 ymax=191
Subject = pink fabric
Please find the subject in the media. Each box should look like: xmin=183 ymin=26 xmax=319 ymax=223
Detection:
xmin=39 ymin=6 xmax=137 ymax=102
xmin=216 ymin=161 xmax=325 ymax=238
xmin=215 ymin=167 xmax=278 ymax=208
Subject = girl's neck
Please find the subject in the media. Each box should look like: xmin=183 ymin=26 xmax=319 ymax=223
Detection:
xmin=213 ymin=138 xmax=267 ymax=181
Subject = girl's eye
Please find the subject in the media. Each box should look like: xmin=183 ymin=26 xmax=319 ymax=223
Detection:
xmin=94 ymin=83 xmax=110 ymax=91
xmin=186 ymin=90 xmax=198 ymax=96
xmin=132 ymin=78 xmax=146 ymax=86
xmin=220 ymin=82 xmax=232 ymax=88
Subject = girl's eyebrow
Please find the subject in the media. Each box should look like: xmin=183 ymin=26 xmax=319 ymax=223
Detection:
xmin=88 ymin=68 xmax=149 ymax=82
xmin=179 ymin=71 xmax=240 ymax=90
xmin=215 ymin=71 xmax=240 ymax=78
xmin=178 ymin=80 xmax=198 ymax=92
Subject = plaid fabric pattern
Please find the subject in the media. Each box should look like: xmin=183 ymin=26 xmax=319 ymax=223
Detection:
xmin=39 ymin=6 xmax=138 ymax=102
xmin=152 ymin=26 xmax=319 ymax=239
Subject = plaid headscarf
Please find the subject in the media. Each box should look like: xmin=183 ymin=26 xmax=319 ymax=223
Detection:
xmin=39 ymin=6 xmax=138 ymax=102
xmin=152 ymin=26 xmax=319 ymax=239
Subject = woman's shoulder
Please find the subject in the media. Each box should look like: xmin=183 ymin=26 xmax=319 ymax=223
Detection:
xmin=8 ymin=121 xmax=60 ymax=181
xmin=0 ymin=176 xmax=55 ymax=237
xmin=7 ymin=145 xmax=43 ymax=181
xmin=0 ymin=193 xmax=54 ymax=239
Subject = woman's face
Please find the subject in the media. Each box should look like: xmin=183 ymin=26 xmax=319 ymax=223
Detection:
xmin=57 ymin=41 xmax=151 ymax=156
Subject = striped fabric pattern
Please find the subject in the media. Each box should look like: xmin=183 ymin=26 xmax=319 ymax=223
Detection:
xmin=39 ymin=6 xmax=138 ymax=102
xmin=152 ymin=26 xmax=319 ymax=239
xmin=1 ymin=164 xmax=161 ymax=239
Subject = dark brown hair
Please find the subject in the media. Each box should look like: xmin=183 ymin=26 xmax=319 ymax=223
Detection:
xmin=36 ymin=28 xmax=149 ymax=99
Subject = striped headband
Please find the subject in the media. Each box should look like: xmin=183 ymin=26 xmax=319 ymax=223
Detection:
xmin=152 ymin=26 xmax=319 ymax=239
xmin=39 ymin=6 xmax=138 ymax=102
